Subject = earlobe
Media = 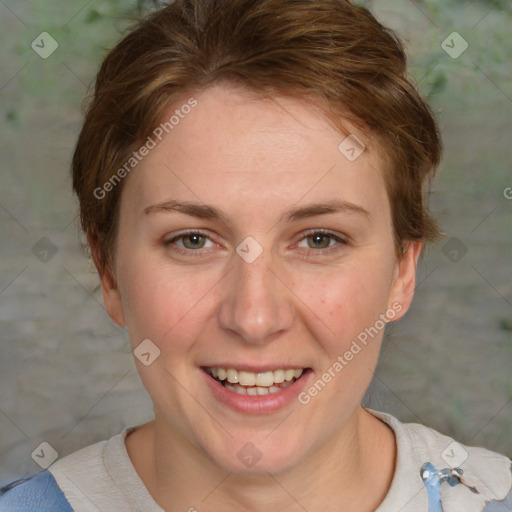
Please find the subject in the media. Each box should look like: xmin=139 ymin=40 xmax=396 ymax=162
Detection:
xmin=99 ymin=268 xmax=126 ymax=327
xmin=387 ymin=241 xmax=423 ymax=321
xmin=87 ymin=231 xmax=126 ymax=327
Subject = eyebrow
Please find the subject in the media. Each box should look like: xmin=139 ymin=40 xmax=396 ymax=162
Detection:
xmin=143 ymin=199 xmax=370 ymax=224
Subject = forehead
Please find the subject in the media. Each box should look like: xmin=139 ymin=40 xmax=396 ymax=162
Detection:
xmin=122 ymin=84 xmax=389 ymax=221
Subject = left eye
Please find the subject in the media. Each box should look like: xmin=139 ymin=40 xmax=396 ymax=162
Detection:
xmin=297 ymin=231 xmax=341 ymax=250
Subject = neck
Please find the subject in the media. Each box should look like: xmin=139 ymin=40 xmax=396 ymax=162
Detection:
xmin=126 ymin=407 xmax=396 ymax=512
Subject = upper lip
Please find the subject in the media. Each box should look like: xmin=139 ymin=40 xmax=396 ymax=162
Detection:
xmin=201 ymin=364 xmax=310 ymax=373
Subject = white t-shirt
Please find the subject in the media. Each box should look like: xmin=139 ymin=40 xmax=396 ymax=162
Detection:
xmin=42 ymin=409 xmax=512 ymax=511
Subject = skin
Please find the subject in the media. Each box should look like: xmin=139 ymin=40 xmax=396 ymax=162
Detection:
xmin=90 ymin=83 xmax=422 ymax=511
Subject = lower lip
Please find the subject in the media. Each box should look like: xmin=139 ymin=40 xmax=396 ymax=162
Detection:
xmin=201 ymin=368 xmax=312 ymax=415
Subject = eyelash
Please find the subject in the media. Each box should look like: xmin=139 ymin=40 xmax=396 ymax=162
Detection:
xmin=164 ymin=229 xmax=348 ymax=258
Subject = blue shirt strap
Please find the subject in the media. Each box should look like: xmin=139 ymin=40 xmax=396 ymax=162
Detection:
xmin=0 ymin=470 xmax=73 ymax=512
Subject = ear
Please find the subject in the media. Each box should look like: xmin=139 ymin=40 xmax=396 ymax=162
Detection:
xmin=387 ymin=240 xmax=422 ymax=322
xmin=87 ymin=231 xmax=126 ymax=327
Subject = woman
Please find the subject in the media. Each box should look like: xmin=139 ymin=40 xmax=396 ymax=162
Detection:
xmin=1 ymin=0 xmax=510 ymax=510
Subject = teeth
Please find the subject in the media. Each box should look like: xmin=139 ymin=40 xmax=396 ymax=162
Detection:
xmin=273 ymin=369 xmax=285 ymax=383
xmin=256 ymin=371 xmax=274 ymax=387
xmin=207 ymin=367 xmax=304 ymax=387
xmin=222 ymin=379 xmax=295 ymax=395
xmin=226 ymin=369 xmax=238 ymax=384
xmin=239 ymin=370 xmax=256 ymax=386
xmin=284 ymin=369 xmax=295 ymax=381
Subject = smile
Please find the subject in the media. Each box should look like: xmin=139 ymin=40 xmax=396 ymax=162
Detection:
xmin=204 ymin=367 xmax=305 ymax=395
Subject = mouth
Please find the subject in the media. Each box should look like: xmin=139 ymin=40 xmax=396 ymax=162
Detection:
xmin=202 ymin=366 xmax=309 ymax=396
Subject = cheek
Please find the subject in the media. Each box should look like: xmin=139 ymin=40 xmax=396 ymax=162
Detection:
xmin=299 ymin=258 xmax=394 ymax=344
xmin=118 ymin=257 xmax=215 ymax=354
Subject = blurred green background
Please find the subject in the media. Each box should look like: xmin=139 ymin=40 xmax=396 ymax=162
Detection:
xmin=0 ymin=0 xmax=510 ymax=483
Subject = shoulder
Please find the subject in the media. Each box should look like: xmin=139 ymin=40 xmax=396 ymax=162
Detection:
xmin=0 ymin=427 xmax=134 ymax=512
xmin=45 ymin=426 xmax=146 ymax=511
xmin=370 ymin=408 xmax=512 ymax=511
xmin=0 ymin=470 xmax=73 ymax=511
xmin=0 ymin=429 xmax=124 ymax=512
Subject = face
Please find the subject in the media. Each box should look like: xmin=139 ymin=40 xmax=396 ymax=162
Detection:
xmin=98 ymin=84 xmax=420 ymax=475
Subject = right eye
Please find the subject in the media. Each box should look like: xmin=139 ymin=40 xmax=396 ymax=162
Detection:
xmin=164 ymin=230 xmax=217 ymax=256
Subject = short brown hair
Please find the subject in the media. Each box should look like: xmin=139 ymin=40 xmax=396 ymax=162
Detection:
xmin=72 ymin=0 xmax=443 ymax=275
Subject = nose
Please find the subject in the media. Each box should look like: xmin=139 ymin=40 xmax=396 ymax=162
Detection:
xmin=217 ymin=245 xmax=294 ymax=345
